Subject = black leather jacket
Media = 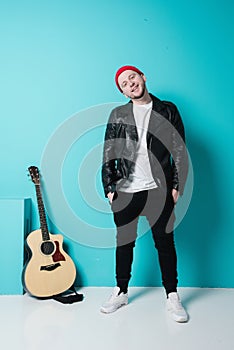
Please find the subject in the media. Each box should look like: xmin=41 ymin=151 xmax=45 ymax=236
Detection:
xmin=102 ymin=94 xmax=188 ymax=197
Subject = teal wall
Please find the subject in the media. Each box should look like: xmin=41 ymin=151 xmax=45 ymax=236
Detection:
xmin=1 ymin=0 xmax=234 ymax=288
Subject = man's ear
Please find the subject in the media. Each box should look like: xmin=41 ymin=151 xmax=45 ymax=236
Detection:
xmin=142 ymin=74 xmax=147 ymax=82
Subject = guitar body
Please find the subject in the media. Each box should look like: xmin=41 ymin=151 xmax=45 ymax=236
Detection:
xmin=23 ymin=229 xmax=76 ymax=298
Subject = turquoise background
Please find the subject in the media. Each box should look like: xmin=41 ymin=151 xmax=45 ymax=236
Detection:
xmin=0 ymin=0 xmax=234 ymax=290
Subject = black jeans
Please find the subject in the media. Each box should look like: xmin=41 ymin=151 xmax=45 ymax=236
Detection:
xmin=111 ymin=188 xmax=178 ymax=295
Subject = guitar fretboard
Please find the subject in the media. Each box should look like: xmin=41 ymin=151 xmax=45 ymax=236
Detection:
xmin=35 ymin=184 xmax=50 ymax=241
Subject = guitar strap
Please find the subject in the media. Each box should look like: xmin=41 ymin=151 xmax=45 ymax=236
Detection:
xmin=52 ymin=285 xmax=84 ymax=304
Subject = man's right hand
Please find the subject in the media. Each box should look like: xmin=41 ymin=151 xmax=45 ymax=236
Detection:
xmin=107 ymin=192 xmax=115 ymax=204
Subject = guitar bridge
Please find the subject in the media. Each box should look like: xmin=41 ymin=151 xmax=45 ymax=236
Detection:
xmin=40 ymin=263 xmax=61 ymax=271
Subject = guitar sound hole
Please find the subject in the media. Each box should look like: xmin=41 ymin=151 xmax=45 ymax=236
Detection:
xmin=41 ymin=241 xmax=55 ymax=255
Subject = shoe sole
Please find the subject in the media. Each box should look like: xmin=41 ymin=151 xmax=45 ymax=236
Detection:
xmin=172 ymin=315 xmax=188 ymax=323
xmin=167 ymin=307 xmax=188 ymax=323
xmin=100 ymin=301 xmax=128 ymax=314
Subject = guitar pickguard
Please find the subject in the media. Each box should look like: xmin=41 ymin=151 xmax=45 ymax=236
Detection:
xmin=52 ymin=241 xmax=66 ymax=262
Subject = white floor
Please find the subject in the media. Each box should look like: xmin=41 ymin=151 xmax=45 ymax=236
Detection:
xmin=0 ymin=287 xmax=233 ymax=350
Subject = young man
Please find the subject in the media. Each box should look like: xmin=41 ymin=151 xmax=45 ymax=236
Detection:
xmin=101 ymin=65 xmax=189 ymax=322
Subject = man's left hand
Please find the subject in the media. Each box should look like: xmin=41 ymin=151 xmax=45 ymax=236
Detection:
xmin=172 ymin=189 xmax=180 ymax=204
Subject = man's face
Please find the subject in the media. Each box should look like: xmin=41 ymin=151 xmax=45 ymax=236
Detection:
xmin=117 ymin=70 xmax=147 ymax=100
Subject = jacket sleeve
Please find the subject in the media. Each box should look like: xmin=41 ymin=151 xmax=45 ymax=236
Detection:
xmin=102 ymin=110 xmax=118 ymax=197
xmin=166 ymin=102 xmax=188 ymax=195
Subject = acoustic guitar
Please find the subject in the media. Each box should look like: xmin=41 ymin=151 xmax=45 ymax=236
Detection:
xmin=23 ymin=166 xmax=76 ymax=298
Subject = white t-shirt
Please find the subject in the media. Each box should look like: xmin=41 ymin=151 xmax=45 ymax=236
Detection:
xmin=118 ymin=101 xmax=157 ymax=193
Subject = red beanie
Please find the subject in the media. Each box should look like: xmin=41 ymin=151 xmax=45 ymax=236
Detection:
xmin=115 ymin=65 xmax=143 ymax=92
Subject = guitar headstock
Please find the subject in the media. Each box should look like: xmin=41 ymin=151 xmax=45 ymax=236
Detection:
xmin=28 ymin=166 xmax=40 ymax=185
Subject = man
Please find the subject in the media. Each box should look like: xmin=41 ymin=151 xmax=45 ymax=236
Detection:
xmin=101 ymin=65 xmax=189 ymax=322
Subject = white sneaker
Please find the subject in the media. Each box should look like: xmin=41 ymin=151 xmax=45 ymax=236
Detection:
xmin=100 ymin=287 xmax=128 ymax=313
xmin=166 ymin=292 xmax=188 ymax=322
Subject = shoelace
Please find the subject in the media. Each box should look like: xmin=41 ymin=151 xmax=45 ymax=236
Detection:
xmin=108 ymin=291 xmax=119 ymax=302
xmin=170 ymin=296 xmax=183 ymax=310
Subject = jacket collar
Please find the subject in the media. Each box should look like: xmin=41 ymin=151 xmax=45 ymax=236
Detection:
xmin=127 ymin=93 xmax=167 ymax=114
xmin=120 ymin=93 xmax=168 ymax=127
xmin=150 ymin=93 xmax=167 ymax=113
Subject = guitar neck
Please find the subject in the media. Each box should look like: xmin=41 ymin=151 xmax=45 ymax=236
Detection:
xmin=35 ymin=184 xmax=50 ymax=241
